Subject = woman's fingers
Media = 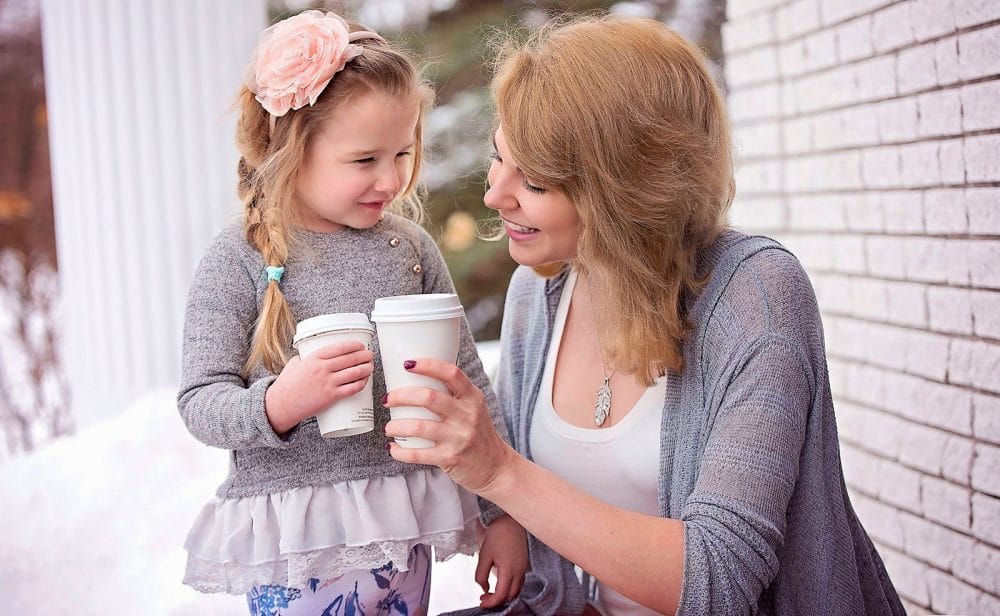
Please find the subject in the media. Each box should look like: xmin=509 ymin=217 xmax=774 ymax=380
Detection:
xmin=398 ymin=358 xmax=479 ymax=398
xmin=384 ymin=386 xmax=461 ymax=418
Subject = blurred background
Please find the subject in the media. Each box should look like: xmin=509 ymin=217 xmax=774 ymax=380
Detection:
xmin=2 ymin=0 xmax=998 ymax=614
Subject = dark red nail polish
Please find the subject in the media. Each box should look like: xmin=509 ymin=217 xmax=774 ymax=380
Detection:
xmin=380 ymin=393 xmax=388 ymax=405
xmin=403 ymin=360 xmax=416 ymax=370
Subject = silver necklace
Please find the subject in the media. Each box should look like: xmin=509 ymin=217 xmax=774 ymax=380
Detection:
xmin=586 ymin=281 xmax=614 ymax=427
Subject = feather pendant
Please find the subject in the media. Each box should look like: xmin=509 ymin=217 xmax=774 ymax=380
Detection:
xmin=594 ymin=377 xmax=612 ymax=426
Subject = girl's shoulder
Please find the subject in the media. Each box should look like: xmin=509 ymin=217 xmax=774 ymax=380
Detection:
xmin=195 ymin=221 xmax=263 ymax=281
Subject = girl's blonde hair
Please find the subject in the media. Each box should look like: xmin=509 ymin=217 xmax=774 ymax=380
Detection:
xmin=237 ymin=23 xmax=433 ymax=375
xmin=491 ymin=15 xmax=735 ymax=384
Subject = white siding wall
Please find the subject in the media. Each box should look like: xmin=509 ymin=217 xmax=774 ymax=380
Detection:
xmin=723 ymin=1 xmax=1000 ymax=613
xmin=40 ymin=1 xmax=267 ymax=428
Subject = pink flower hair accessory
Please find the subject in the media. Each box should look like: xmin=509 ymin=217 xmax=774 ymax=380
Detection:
xmin=245 ymin=10 xmax=383 ymax=117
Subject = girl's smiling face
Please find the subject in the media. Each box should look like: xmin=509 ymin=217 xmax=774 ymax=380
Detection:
xmin=295 ymin=90 xmax=420 ymax=232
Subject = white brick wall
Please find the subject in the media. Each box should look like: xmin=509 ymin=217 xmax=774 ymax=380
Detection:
xmin=724 ymin=1 xmax=1000 ymax=612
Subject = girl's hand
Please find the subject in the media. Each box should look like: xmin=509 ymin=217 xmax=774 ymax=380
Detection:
xmin=383 ymin=358 xmax=518 ymax=495
xmin=476 ymin=514 xmax=529 ymax=609
xmin=264 ymin=340 xmax=374 ymax=434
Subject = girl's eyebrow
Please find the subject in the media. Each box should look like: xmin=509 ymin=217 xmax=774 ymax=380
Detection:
xmin=347 ymin=142 xmax=416 ymax=157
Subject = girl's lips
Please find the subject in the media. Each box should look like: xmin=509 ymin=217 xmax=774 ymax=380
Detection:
xmin=359 ymin=201 xmax=386 ymax=210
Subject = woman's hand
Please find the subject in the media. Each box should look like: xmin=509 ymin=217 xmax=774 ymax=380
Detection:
xmin=383 ymin=358 xmax=517 ymax=494
xmin=264 ymin=341 xmax=374 ymax=434
xmin=476 ymin=514 xmax=529 ymax=609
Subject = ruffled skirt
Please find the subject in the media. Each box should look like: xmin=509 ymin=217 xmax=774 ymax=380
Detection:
xmin=183 ymin=468 xmax=482 ymax=594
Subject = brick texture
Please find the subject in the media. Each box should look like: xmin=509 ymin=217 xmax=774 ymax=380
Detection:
xmin=724 ymin=1 xmax=1000 ymax=612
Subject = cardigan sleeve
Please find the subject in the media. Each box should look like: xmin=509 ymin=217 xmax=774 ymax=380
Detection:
xmin=176 ymin=231 xmax=295 ymax=450
xmin=417 ymin=226 xmax=511 ymax=527
xmin=677 ymin=333 xmax=813 ymax=615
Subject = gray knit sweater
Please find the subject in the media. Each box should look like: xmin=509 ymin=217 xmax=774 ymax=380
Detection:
xmin=177 ymin=214 xmax=504 ymax=526
xmin=449 ymin=231 xmax=905 ymax=615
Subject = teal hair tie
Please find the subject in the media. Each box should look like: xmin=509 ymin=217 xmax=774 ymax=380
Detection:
xmin=265 ymin=265 xmax=285 ymax=284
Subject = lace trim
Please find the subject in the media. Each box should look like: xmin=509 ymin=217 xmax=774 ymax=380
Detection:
xmin=184 ymin=524 xmax=480 ymax=594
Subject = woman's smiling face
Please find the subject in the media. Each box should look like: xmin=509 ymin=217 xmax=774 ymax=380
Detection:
xmin=484 ymin=127 xmax=581 ymax=267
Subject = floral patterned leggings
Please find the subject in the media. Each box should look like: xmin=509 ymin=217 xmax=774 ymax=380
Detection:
xmin=246 ymin=544 xmax=431 ymax=616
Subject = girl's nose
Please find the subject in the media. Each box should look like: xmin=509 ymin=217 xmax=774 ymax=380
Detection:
xmin=376 ymin=163 xmax=402 ymax=195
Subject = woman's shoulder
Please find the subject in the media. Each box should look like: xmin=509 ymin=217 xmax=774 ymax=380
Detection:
xmin=700 ymin=229 xmax=820 ymax=339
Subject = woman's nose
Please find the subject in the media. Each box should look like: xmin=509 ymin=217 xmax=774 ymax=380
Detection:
xmin=484 ymin=174 xmax=513 ymax=211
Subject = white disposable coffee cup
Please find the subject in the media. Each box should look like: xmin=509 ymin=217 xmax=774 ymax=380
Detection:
xmin=292 ymin=313 xmax=375 ymax=438
xmin=371 ymin=293 xmax=464 ymax=449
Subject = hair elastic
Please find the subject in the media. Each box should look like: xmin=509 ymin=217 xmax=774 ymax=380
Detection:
xmin=265 ymin=265 xmax=285 ymax=284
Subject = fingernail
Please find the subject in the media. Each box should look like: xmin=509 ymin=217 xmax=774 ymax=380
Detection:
xmin=403 ymin=360 xmax=416 ymax=370
xmin=380 ymin=393 xmax=388 ymax=405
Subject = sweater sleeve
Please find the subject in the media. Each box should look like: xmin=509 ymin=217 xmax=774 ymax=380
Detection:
xmin=176 ymin=234 xmax=295 ymax=450
xmin=677 ymin=333 xmax=812 ymax=616
xmin=417 ymin=227 xmax=511 ymax=527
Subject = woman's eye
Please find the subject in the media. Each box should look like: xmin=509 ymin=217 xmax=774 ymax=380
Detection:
xmin=523 ymin=181 xmax=546 ymax=194
xmin=489 ymin=151 xmax=502 ymax=164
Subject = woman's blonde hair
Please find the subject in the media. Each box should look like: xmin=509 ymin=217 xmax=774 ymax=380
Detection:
xmin=491 ymin=15 xmax=734 ymax=383
xmin=237 ymin=22 xmax=433 ymax=375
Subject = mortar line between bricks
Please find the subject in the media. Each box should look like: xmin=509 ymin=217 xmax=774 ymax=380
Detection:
xmin=832 ymin=389 xmax=982 ymax=445
xmin=729 ymin=126 xmax=1000 ymax=159
xmin=821 ymin=310 xmax=1000 ymax=348
xmin=730 ymin=73 xmax=1000 ymax=121
xmin=733 ymin=184 xmax=1000 ymax=200
xmin=725 ymin=16 xmax=1000 ymax=76
xmin=802 ymin=268 xmax=1000 ymax=293
xmin=875 ymin=544 xmax=1000 ymax=609
xmin=827 ymin=351 xmax=1000 ymax=402
xmin=733 ymin=133 xmax=1000 ymax=163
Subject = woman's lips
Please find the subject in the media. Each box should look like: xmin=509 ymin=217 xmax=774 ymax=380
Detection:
xmin=504 ymin=220 xmax=539 ymax=240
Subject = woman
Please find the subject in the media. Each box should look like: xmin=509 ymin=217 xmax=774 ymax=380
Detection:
xmin=384 ymin=15 xmax=905 ymax=616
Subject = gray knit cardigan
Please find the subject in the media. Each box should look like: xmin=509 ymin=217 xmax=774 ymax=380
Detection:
xmin=448 ymin=230 xmax=905 ymax=615
xmin=177 ymin=215 xmax=504 ymax=524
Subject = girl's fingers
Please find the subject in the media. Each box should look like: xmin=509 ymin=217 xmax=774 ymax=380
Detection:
xmin=509 ymin=574 xmax=524 ymax=602
xmin=334 ymin=376 xmax=368 ymax=397
xmin=322 ymin=348 xmax=374 ymax=371
xmin=330 ymin=361 xmax=373 ymax=386
xmin=491 ymin=570 xmax=512 ymax=606
xmin=474 ymin=555 xmax=492 ymax=593
xmin=314 ymin=340 xmax=367 ymax=360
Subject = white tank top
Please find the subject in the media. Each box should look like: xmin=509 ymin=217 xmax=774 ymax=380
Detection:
xmin=529 ymin=269 xmax=666 ymax=616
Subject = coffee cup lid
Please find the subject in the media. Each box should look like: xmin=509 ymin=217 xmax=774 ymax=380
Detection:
xmin=293 ymin=313 xmax=374 ymax=347
xmin=370 ymin=293 xmax=465 ymax=323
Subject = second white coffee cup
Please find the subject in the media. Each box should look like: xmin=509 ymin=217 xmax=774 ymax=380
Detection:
xmin=293 ymin=313 xmax=376 ymax=438
xmin=371 ymin=293 xmax=464 ymax=449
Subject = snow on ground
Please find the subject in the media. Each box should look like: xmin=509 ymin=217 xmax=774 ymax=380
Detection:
xmin=0 ymin=389 xmax=485 ymax=615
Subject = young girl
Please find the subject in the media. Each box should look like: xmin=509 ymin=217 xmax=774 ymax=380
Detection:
xmin=178 ymin=11 xmax=527 ymax=614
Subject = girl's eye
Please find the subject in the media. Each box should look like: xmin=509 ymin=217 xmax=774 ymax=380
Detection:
xmin=354 ymin=157 xmax=375 ymax=164
xmin=396 ymin=151 xmax=412 ymax=158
